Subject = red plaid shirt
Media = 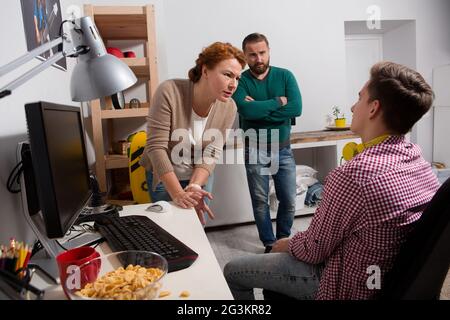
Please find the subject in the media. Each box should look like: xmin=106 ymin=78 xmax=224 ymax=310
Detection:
xmin=289 ymin=136 xmax=440 ymax=300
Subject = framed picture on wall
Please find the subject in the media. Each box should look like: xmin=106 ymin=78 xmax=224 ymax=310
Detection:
xmin=20 ymin=0 xmax=67 ymax=71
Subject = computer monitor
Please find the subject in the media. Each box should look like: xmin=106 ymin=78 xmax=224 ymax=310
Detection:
xmin=24 ymin=101 xmax=92 ymax=239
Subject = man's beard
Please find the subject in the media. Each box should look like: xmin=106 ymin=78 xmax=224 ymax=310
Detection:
xmin=249 ymin=60 xmax=270 ymax=75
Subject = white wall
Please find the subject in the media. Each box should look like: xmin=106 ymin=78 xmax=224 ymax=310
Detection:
xmin=162 ymin=0 xmax=450 ymax=159
xmin=414 ymin=0 xmax=450 ymax=161
xmin=383 ymin=22 xmax=416 ymax=69
xmin=163 ymin=0 xmax=349 ymax=132
xmin=0 ymin=0 xmax=449 ymax=243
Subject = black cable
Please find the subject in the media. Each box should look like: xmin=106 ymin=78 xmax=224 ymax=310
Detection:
xmin=57 ymin=20 xmax=77 ymax=54
xmin=6 ymin=161 xmax=23 ymax=194
xmin=59 ymin=19 xmax=74 ymax=38
xmin=92 ymin=239 xmax=105 ymax=249
xmin=89 ymin=174 xmax=105 ymax=207
xmin=55 ymin=240 xmax=68 ymax=251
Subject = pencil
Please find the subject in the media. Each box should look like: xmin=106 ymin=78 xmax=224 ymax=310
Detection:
xmin=23 ymin=247 xmax=32 ymax=269
xmin=19 ymin=246 xmax=26 ymax=270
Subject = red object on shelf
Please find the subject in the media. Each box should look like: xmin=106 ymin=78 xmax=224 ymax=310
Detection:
xmin=123 ymin=51 xmax=136 ymax=58
xmin=106 ymin=47 xmax=124 ymax=58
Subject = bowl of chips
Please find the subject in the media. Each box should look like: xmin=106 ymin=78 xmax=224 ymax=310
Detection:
xmin=63 ymin=250 xmax=168 ymax=300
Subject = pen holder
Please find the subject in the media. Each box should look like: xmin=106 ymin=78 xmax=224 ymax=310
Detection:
xmin=0 ymin=268 xmax=44 ymax=300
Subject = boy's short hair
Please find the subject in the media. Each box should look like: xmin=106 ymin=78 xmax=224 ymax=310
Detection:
xmin=368 ymin=62 xmax=434 ymax=134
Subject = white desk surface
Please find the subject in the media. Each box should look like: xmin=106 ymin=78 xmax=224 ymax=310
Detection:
xmin=38 ymin=203 xmax=233 ymax=300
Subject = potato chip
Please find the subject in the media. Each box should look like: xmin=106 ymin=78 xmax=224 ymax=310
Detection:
xmin=159 ymin=290 xmax=171 ymax=298
xmin=179 ymin=290 xmax=190 ymax=298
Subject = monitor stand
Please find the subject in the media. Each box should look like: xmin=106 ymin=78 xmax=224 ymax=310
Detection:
xmin=25 ymin=231 xmax=103 ymax=286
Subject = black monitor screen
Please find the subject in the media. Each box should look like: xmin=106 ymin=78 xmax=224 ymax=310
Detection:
xmin=25 ymin=102 xmax=92 ymax=238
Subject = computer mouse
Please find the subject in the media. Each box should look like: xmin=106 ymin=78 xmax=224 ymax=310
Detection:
xmin=146 ymin=201 xmax=171 ymax=213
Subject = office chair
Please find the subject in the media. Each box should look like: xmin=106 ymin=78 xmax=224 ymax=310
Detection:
xmin=264 ymin=177 xmax=450 ymax=300
xmin=379 ymin=177 xmax=450 ymax=300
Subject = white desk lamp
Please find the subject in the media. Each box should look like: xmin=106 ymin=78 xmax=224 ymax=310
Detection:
xmin=0 ymin=16 xmax=137 ymax=100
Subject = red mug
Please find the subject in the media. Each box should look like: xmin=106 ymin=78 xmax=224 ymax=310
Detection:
xmin=56 ymin=246 xmax=101 ymax=299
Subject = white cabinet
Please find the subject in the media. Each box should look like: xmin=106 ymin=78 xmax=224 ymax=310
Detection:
xmin=206 ymin=131 xmax=360 ymax=228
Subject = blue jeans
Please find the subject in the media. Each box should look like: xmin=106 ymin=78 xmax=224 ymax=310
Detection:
xmin=145 ymin=171 xmax=214 ymax=204
xmin=224 ymin=252 xmax=322 ymax=300
xmin=245 ymin=146 xmax=297 ymax=246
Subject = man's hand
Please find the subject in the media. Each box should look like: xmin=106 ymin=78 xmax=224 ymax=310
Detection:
xmin=271 ymin=238 xmax=290 ymax=253
xmin=279 ymin=96 xmax=288 ymax=106
xmin=245 ymin=96 xmax=255 ymax=102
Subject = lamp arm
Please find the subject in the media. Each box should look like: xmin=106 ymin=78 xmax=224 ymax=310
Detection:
xmin=0 ymin=16 xmax=136 ymax=101
xmin=0 ymin=37 xmax=63 ymax=77
xmin=0 ymin=51 xmax=65 ymax=98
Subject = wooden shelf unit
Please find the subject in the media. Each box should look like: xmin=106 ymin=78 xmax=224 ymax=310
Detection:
xmin=85 ymin=4 xmax=158 ymax=195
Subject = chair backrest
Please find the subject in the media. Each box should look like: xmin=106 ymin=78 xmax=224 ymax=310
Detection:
xmin=380 ymin=177 xmax=450 ymax=299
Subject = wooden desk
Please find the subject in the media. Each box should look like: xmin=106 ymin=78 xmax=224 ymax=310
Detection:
xmin=33 ymin=204 xmax=233 ymax=300
xmin=290 ymin=130 xmax=359 ymax=144
xmin=225 ymin=129 xmax=359 ymax=149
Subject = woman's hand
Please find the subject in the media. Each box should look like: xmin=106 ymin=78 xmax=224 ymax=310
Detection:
xmin=194 ymin=197 xmax=215 ymax=225
xmin=172 ymin=190 xmax=203 ymax=209
xmin=184 ymin=185 xmax=214 ymax=225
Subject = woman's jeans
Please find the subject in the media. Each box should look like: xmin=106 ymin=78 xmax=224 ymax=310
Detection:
xmin=145 ymin=171 xmax=214 ymax=205
xmin=245 ymin=145 xmax=297 ymax=246
xmin=224 ymin=252 xmax=322 ymax=300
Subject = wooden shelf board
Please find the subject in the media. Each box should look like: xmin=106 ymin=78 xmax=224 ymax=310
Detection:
xmin=105 ymin=155 xmax=128 ymax=169
xmin=96 ymin=21 xmax=148 ymax=40
xmin=121 ymin=57 xmax=147 ymax=66
xmin=101 ymin=107 xmax=149 ymax=119
xmin=290 ymin=130 xmax=359 ymax=144
xmin=92 ymin=6 xmax=146 ymax=15
xmin=120 ymin=58 xmax=150 ymax=77
xmin=92 ymin=6 xmax=148 ymax=40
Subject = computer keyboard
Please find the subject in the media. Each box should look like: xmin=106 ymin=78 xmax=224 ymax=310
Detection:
xmin=94 ymin=215 xmax=198 ymax=272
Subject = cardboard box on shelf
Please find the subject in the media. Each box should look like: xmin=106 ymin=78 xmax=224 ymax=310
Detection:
xmin=113 ymin=140 xmax=131 ymax=155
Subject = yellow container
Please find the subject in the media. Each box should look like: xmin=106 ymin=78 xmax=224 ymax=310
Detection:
xmin=335 ymin=118 xmax=346 ymax=127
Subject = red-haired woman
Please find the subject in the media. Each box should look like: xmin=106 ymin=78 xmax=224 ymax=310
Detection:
xmin=140 ymin=42 xmax=246 ymax=224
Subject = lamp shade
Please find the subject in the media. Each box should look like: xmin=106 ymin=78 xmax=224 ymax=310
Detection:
xmin=69 ymin=16 xmax=137 ymax=102
xmin=71 ymin=54 xmax=137 ymax=101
